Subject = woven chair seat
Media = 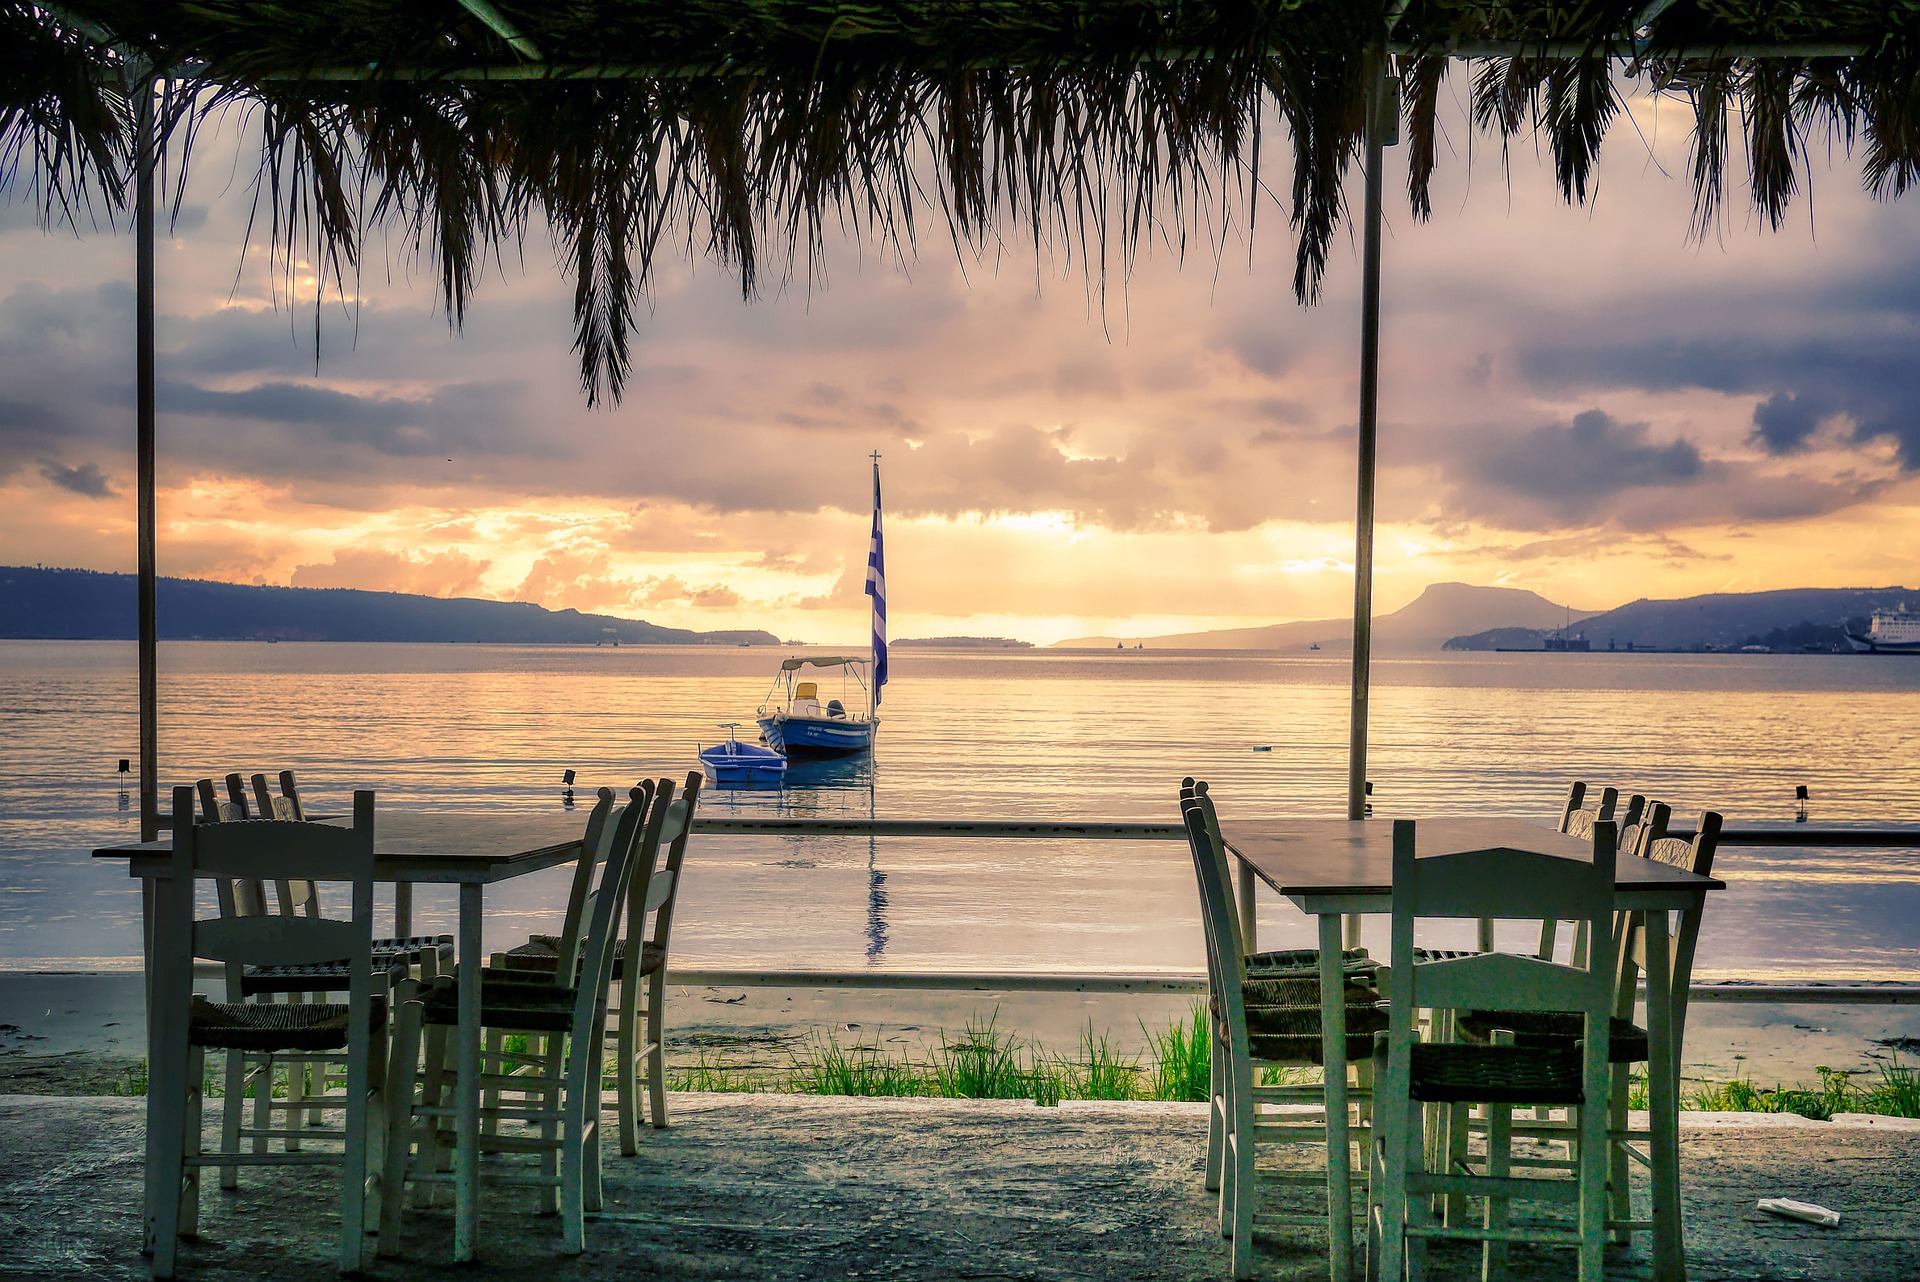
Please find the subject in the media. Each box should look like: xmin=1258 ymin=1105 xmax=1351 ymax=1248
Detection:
xmin=1388 ymin=1040 xmax=1588 ymax=1106
xmin=1246 ymin=946 xmax=1376 ymax=978
xmin=1457 ymin=1010 xmax=1649 ymax=1063
xmin=1411 ymin=947 xmax=1481 ymax=962
xmin=1247 ymin=1000 xmax=1389 ymax=1067
xmin=494 ymin=934 xmax=666 ymax=981
xmin=240 ymin=953 xmax=414 ymax=997
xmin=1214 ymin=987 xmax=1389 ymax=1066
xmin=188 ymin=995 xmax=387 ymax=1052
xmin=418 ymin=972 xmax=579 ymax=1034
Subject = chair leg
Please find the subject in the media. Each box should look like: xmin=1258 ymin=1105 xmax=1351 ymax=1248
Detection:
xmin=483 ymin=1028 xmax=504 ymax=1140
xmin=379 ymin=1000 xmax=423 ymax=1252
xmin=181 ymin=1046 xmax=204 ymax=1240
xmin=560 ymin=1031 xmax=594 ymax=1254
xmin=218 ymin=1049 xmax=244 ymax=1190
xmin=1608 ymin=1067 xmax=1633 ymax=1244
xmin=363 ymin=1023 xmax=390 ymax=1241
xmin=645 ymin=972 xmax=669 ymax=1129
xmin=416 ymin=1024 xmax=453 ymax=1208
xmin=1204 ymin=1026 xmax=1225 ymax=1193
xmin=615 ymin=974 xmax=639 ymax=1154
xmin=1444 ymin=1103 xmax=1470 ymax=1225
xmin=251 ymin=1053 xmax=274 ymax=1162
xmin=1482 ymin=1103 xmax=1511 ymax=1282
xmin=1226 ymin=1059 xmax=1256 ymax=1279
xmin=537 ymin=1035 xmax=567 ymax=1215
xmin=149 ymin=1043 xmax=189 ymax=1280
xmin=282 ymin=1014 xmax=305 ymax=1154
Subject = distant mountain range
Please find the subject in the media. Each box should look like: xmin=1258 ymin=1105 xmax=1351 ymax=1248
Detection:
xmin=896 ymin=636 xmax=1035 ymax=649
xmin=0 ymin=566 xmax=778 ymax=646
xmin=1056 ymin=583 xmax=1594 ymax=652
xmin=1446 ymin=587 xmax=1914 ymax=653
xmin=1055 ymin=581 xmax=1916 ymax=654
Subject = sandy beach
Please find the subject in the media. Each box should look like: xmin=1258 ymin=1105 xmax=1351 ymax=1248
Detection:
xmin=5 ymin=970 xmax=1917 ymax=1098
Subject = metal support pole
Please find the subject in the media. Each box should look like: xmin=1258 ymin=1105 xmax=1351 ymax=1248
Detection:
xmin=1347 ymin=61 xmax=1394 ymax=822
xmin=136 ymin=84 xmax=159 ymax=841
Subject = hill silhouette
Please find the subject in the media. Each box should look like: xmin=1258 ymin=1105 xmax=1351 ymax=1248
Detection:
xmin=1056 ymin=583 xmax=1592 ymax=651
xmin=0 ymin=566 xmax=777 ymax=646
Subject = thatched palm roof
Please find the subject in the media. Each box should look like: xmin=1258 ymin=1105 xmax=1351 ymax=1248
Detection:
xmin=5 ymin=2 xmax=1919 ymax=402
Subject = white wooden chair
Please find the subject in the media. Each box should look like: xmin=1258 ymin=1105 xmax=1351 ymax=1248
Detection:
xmin=607 ymin=770 xmax=702 ymax=1151
xmin=1458 ymin=802 xmax=1719 ymax=1236
xmin=1370 ymin=819 xmax=1618 ymax=1282
xmin=492 ymin=772 xmax=703 ymax=1153
xmin=1180 ymin=780 xmax=1383 ymax=1280
xmin=380 ymin=784 xmax=651 ymax=1256
xmin=196 ymin=771 xmax=452 ymax=1171
xmin=145 ymin=785 xmax=390 ymax=1277
xmin=485 ymin=782 xmax=647 ymax=1130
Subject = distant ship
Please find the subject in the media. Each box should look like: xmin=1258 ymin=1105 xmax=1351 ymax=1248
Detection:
xmin=1845 ymin=608 xmax=1920 ymax=655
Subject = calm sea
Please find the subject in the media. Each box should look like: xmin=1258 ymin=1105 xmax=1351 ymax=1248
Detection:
xmin=3 ymin=640 xmax=1917 ymax=981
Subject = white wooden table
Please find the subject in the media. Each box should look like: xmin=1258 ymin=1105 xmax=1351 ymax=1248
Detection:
xmin=1218 ymin=816 xmax=1723 ymax=1282
xmin=97 ymin=809 xmax=585 ymax=1264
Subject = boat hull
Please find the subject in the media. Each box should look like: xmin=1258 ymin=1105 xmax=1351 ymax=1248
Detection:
xmin=758 ymin=714 xmax=876 ymax=756
xmin=1846 ymin=633 xmax=1920 ymax=654
xmin=699 ymin=742 xmax=789 ymax=784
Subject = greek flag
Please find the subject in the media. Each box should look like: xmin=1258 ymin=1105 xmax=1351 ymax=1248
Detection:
xmin=864 ymin=456 xmax=888 ymax=707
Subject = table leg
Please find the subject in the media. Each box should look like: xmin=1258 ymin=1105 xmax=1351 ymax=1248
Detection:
xmin=1643 ymin=909 xmax=1685 ymax=1282
xmin=1318 ymin=911 xmax=1352 ymax=1282
xmin=455 ymin=882 xmax=482 ymax=1263
xmin=394 ymin=882 xmax=413 ymax=939
xmin=1237 ymin=859 xmax=1258 ymax=951
xmin=141 ymin=874 xmax=161 ymax=1253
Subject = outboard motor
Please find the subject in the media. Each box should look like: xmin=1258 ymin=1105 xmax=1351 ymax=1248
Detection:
xmin=826 ymin=699 xmax=847 ymax=719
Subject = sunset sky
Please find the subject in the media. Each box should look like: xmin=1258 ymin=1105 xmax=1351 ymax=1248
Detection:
xmin=2 ymin=84 xmax=1916 ymax=646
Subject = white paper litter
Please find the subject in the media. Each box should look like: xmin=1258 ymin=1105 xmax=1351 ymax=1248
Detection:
xmin=1756 ymin=1198 xmax=1841 ymax=1228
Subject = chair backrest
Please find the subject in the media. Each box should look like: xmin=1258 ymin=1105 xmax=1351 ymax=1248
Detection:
xmin=249 ymin=770 xmax=306 ymax=822
xmin=1180 ymin=780 xmax=1250 ymax=1048
xmin=241 ymin=772 xmax=324 ymax=917
xmin=547 ymin=785 xmax=629 ymax=982
xmin=1620 ymin=806 xmax=1722 ymax=1012
xmin=632 ymin=771 xmax=702 ymax=959
xmin=195 ymin=778 xmax=269 ymax=926
xmin=1560 ymin=783 xmax=1619 ymax=838
xmin=1385 ymin=820 xmax=1618 ymax=1070
xmin=160 ymin=785 xmax=381 ymax=1048
xmin=565 ymin=785 xmax=652 ymax=1051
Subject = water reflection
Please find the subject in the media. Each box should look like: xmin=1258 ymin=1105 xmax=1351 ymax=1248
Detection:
xmin=865 ymin=837 xmax=889 ymax=960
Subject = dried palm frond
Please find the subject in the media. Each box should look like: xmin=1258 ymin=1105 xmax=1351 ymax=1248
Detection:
xmin=0 ymin=3 xmax=128 ymax=227
xmin=7 ymin=1 xmax=1919 ymax=404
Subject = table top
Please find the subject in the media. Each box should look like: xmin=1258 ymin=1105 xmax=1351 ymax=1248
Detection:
xmin=93 ymin=810 xmax=587 ymax=884
xmin=1219 ymin=816 xmax=1725 ymax=903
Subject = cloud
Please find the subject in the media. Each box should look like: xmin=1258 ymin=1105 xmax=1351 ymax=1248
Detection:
xmin=290 ymin=547 xmax=492 ymax=597
xmin=1517 ymin=328 xmax=1920 ymax=470
xmin=1476 ymin=410 xmax=1702 ymax=508
xmin=38 ymin=459 xmax=115 ymax=497
xmin=1750 ymin=390 xmax=1830 ymax=454
xmin=0 ymin=280 xmax=131 ymax=356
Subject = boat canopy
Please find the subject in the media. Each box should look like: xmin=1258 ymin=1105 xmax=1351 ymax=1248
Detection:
xmin=779 ymin=656 xmax=868 ymax=671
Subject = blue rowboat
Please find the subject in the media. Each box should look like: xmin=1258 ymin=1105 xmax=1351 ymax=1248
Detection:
xmin=698 ymin=725 xmax=788 ymax=785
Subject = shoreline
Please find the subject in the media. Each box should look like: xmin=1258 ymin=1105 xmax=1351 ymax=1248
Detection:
xmin=5 ymin=970 xmax=1919 ymax=1098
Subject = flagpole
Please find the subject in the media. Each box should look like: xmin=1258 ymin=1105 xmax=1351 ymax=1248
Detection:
xmin=864 ymin=452 xmax=888 ymax=723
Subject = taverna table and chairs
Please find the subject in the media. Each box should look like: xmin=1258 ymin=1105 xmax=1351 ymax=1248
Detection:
xmin=1187 ymin=780 xmax=1724 ymax=1282
xmin=95 ymin=787 xmax=616 ymax=1271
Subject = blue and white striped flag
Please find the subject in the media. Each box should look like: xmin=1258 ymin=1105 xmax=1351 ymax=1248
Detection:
xmin=864 ymin=456 xmax=888 ymax=707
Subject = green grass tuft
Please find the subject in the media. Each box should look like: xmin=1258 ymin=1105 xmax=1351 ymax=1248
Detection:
xmin=1145 ymin=1004 xmax=1211 ymax=1103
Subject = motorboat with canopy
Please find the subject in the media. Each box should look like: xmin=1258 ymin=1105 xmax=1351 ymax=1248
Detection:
xmin=756 ymin=656 xmax=878 ymax=756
